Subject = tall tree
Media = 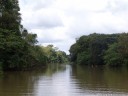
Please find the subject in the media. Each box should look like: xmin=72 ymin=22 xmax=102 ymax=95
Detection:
xmin=0 ymin=0 xmax=21 ymax=35
xmin=0 ymin=0 xmax=25 ymax=70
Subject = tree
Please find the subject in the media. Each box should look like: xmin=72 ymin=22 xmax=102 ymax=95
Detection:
xmin=0 ymin=0 xmax=68 ymax=71
xmin=0 ymin=28 xmax=29 ymax=70
xmin=104 ymin=33 xmax=128 ymax=66
xmin=69 ymin=43 xmax=79 ymax=62
xmin=118 ymin=33 xmax=128 ymax=65
xmin=56 ymin=51 xmax=68 ymax=63
xmin=104 ymin=43 xmax=122 ymax=66
xmin=0 ymin=0 xmax=21 ymax=35
xmin=41 ymin=45 xmax=68 ymax=64
xmin=69 ymin=33 xmax=119 ymax=65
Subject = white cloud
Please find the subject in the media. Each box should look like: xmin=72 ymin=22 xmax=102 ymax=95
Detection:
xmin=19 ymin=0 xmax=128 ymax=54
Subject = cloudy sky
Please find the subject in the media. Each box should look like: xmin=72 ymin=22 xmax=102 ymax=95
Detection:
xmin=19 ymin=0 xmax=128 ymax=54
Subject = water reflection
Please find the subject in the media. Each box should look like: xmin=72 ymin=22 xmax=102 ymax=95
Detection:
xmin=0 ymin=64 xmax=128 ymax=96
xmin=0 ymin=64 xmax=66 ymax=96
xmin=71 ymin=65 xmax=128 ymax=94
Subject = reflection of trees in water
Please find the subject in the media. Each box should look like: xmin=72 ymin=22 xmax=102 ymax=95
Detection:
xmin=44 ymin=64 xmax=66 ymax=76
xmin=0 ymin=64 xmax=66 ymax=96
xmin=104 ymin=67 xmax=128 ymax=92
xmin=71 ymin=65 xmax=128 ymax=93
xmin=0 ymin=71 xmax=40 ymax=96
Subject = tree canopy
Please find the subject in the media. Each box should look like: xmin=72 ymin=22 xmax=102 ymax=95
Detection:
xmin=69 ymin=33 xmax=128 ymax=66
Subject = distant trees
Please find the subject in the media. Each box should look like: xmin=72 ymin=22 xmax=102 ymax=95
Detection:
xmin=42 ymin=45 xmax=68 ymax=64
xmin=69 ymin=33 xmax=128 ymax=66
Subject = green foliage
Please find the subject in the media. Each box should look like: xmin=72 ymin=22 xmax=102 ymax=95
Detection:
xmin=0 ymin=0 xmax=39 ymax=70
xmin=57 ymin=50 xmax=68 ymax=63
xmin=0 ymin=28 xmax=68 ymax=71
xmin=69 ymin=33 xmax=118 ymax=65
xmin=0 ymin=0 xmax=23 ymax=70
xmin=0 ymin=28 xmax=29 ymax=70
xmin=118 ymin=33 xmax=128 ymax=65
xmin=0 ymin=0 xmax=21 ymax=35
xmin=42 ymin=45 xmax=68 ymax=64
xmin=77 ymin=51 xmax=90 ymax=65
xmin=104 ymin=33 xmax=128 ymax=66
xmin=29 ymin=46 xmax=47 ymax=65
xmin=0 ymin=0 xmax=68 ymax=72
xmin=69 ymin=43 xmax=79 ymax=62
xmin=104 ymin=43 xmax=122 ymax=66
xmin=69 ymin=33 xmax=128 ymax=67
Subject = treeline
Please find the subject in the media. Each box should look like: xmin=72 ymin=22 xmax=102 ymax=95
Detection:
xmin=69 ymin=33 xmax=128 ymax=66
xmin=0 ymin=0 xmax=68 ymax=72
xmin=41 ymin=45 xmax=68 ymax=64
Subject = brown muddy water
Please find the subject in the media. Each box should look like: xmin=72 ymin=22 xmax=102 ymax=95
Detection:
xmin=0 ymin=64 xmax=128 ymax=96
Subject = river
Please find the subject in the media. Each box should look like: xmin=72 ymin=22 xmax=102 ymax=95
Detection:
xmin=0 ymin=64 xmax=128 ymax=96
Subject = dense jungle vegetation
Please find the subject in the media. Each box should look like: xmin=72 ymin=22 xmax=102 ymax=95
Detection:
xmin=0 ymin=0 xmax=68 ymax=72
xmin=69 ymin=33 xmax=128 ymax=66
